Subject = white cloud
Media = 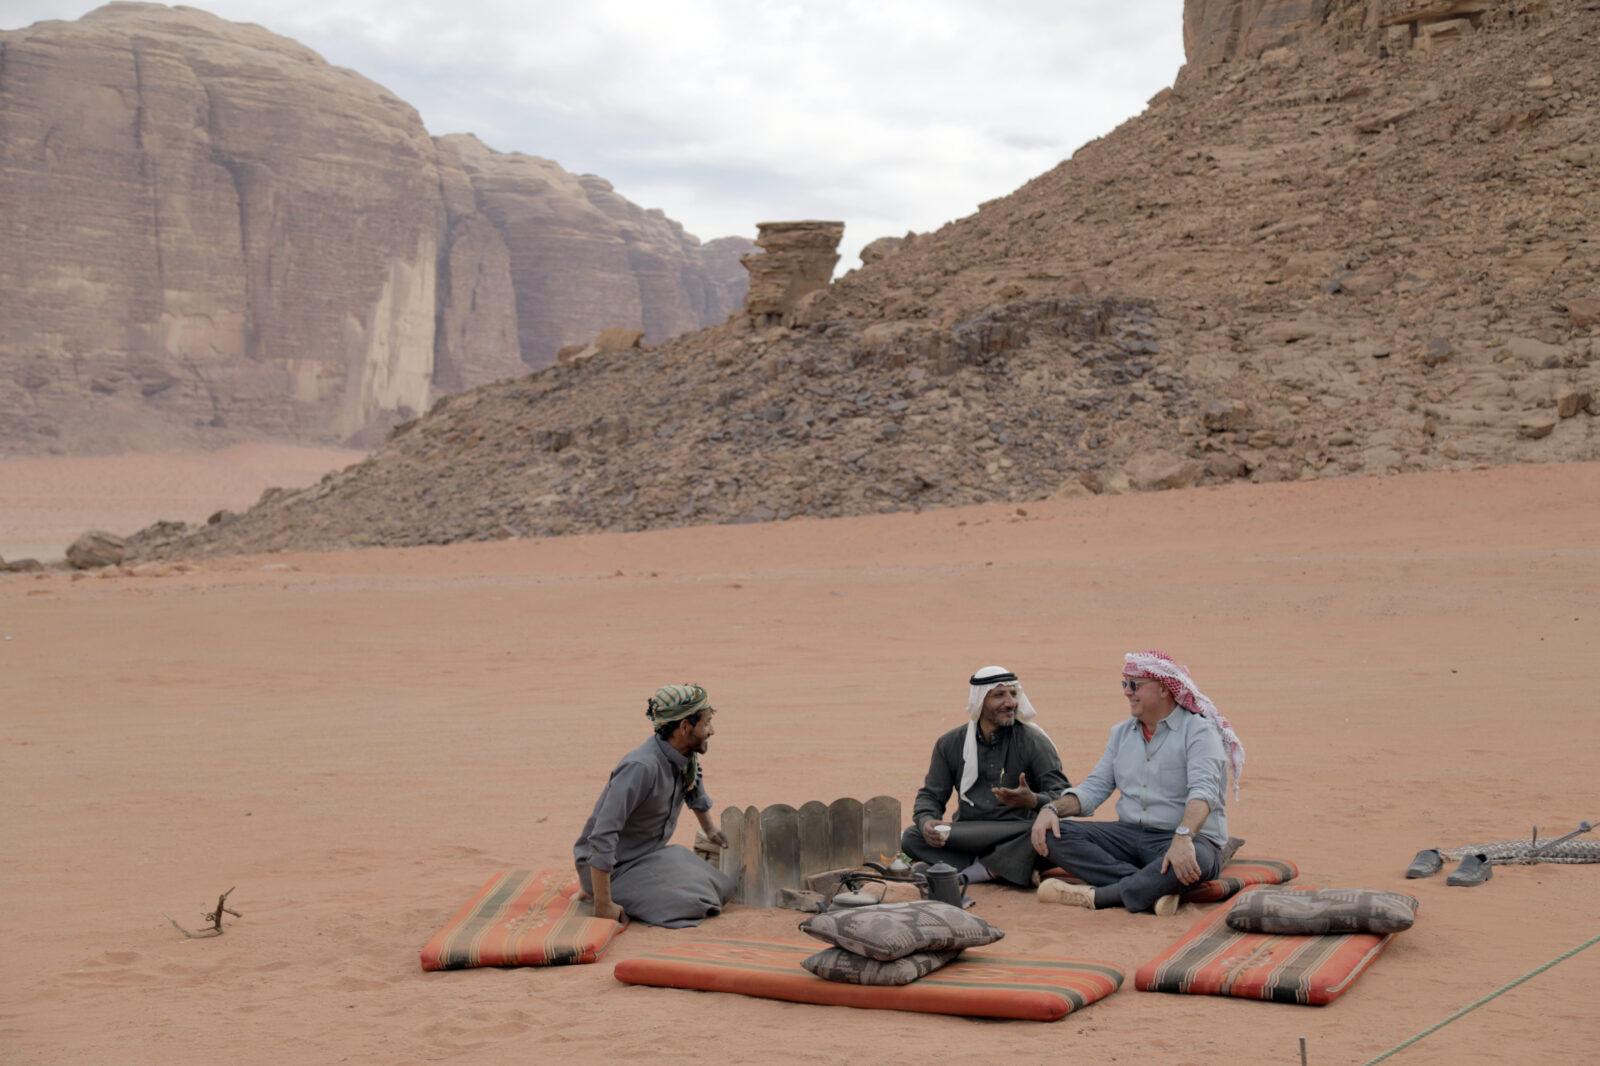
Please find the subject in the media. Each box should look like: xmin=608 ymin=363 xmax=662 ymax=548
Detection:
xmin=4 ymin=1 xmax=1186 ymax=268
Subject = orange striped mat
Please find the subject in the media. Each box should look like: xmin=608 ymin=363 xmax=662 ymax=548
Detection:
xmin=614 ymin=937 xmax=1122 ymax=1020
xmin=1182 ymin=857 xmax=1299 ymax=903
xmin=420 ymin=868 xmax=626 ymax=971
xmin=1135 ymin=887 xmax=1400 ymax=1005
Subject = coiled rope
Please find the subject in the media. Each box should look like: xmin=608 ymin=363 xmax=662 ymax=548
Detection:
xmin=1359 ymin=929 xmax=1600 ymax=1065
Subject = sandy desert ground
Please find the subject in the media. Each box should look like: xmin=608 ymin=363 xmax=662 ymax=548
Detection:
xmin=3 ymin=452 xmax=1599 ymax=1065
xmin=0 ymin=444 xmax=369 ymax=563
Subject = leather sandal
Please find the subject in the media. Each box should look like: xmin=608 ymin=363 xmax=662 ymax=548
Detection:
xmin=1445 ymin=852 xmax=1493 ymax=886
xmin=1405 ymin=848 xmax=1444 ymax=878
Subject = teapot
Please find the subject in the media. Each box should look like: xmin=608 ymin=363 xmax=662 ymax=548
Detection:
xmin=920 ymin=861 xmax=968 ymax=907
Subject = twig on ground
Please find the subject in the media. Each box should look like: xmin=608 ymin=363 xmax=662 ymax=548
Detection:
xmin=164 ymin=886 xmax=240 ymax=938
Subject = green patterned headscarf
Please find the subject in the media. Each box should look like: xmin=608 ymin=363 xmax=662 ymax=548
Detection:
xmin=646 ymin=684 xmax=710 ymax=726
xmin=646 ymin=684 xmax=712 ymax=793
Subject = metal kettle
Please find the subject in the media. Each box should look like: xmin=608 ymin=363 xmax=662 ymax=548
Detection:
xmin=921 ymin=861 xmax=968 ymax=907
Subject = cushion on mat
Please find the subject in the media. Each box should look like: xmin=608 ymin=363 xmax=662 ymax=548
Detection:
xmin=1225 ymin=888 xmax=1418 ymax=936
xmin=420 ymin=868 xmax=625 ymax=970
xmin=1136 ymin=887 xmax=1398 ymax=1005
xmin=798 ymin=900 xmax=1004 ymax=961
xmin=800 ymin=947 xmax=960 ymax=986
xmin=614 ymin=937 xmax=1122 ymax=1020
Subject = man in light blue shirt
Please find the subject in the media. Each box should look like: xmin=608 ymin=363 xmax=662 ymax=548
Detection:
xmin=1031 ymin=650 xmax=1244 ymax=916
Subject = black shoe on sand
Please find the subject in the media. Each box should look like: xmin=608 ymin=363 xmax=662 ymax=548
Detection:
xmin=1405 ymin=848 xmax=1444 ymax=878
xmin=1446 ymin=853 xmax=1493 ymax=886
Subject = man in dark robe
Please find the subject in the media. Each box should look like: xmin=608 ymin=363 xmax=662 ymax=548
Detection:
xmin=900 ymin=666 xmax=1070 ymax=887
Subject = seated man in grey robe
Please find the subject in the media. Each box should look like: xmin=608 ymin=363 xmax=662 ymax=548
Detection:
xmin=899 ymin=666 xmax=1070 ymax=887
xmin=574 ymin=684 xmax=737 ymax=927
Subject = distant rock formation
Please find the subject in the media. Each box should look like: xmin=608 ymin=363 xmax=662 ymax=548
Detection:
xmin=741 ymin=221 xmax=845 ymax=325
xmin=0 ymin=4 xmax=751 ymax=455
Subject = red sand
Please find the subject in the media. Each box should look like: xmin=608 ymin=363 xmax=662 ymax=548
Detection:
xmin=0 ymin=443 xmax=367 ymax=562
xmin=3 ymin=457 xmax=1598 ymax=1064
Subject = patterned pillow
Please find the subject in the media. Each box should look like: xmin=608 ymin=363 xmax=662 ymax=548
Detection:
xmin=1224 ymin=888 xmax=1418 ymax=936
xmin=798 ymin=901 xmax=1004 ymax=961
xmin=800 ymin=947 xmax=960 ymax=985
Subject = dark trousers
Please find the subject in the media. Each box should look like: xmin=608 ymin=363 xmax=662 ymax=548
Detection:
xmin=1044 ymin=821 xmax=1221 ymax=913
xmin=899 ymin=822 xmax=1045 ymax=887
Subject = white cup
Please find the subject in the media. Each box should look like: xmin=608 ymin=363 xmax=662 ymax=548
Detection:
xmin=932 ymin=823 xmax=951 ymax=844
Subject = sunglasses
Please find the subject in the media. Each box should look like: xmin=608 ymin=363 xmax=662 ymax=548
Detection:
xmin=1121 ymin=678 xmax=1156 ymax=692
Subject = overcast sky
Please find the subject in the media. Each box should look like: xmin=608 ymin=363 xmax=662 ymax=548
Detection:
xmin=4 ymin=1 xmax=1187 ymax=269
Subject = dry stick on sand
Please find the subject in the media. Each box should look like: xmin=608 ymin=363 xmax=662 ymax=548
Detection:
xmin=165 ymin=887 xmax=240 ymax=939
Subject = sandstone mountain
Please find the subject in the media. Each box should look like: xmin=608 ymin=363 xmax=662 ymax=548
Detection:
xmin=0 ymin=3 xmax=751 ymax=457
xmin=124 ymin=0 xmax=1599 ymax=561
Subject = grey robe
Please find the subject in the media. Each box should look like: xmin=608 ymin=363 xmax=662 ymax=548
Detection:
xmin=574 ymin=735 xmax=736 ymax=928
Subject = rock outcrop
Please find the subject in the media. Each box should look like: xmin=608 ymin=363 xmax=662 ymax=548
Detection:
xmin=118 ymin=0 xmax=1600 ymax=561
xmin=0 ymin=4 xmax=751 ymax=456
xmin=741 ymin=222 xmax=845 ymax=324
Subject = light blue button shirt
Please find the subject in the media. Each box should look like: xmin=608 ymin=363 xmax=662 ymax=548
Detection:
xmin=1065 ymin=707 xmax=1229 ymax=846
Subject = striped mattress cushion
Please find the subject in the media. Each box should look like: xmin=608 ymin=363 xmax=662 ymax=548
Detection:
xmin=614 ymin=937 xmax=1122 ymax=1021
xmin=1135 ymin=887 xmax=1404 ymax=1005
xmin=420 ymin=868 xmax=626 ymax=971
xmin=1181 ymin=857 xmax=1300 ymax=902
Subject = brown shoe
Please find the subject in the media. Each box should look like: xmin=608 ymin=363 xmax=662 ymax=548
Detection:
xmin=1153 ymin=893 xmax=1181 ymax=917
xmin=1037 ymin=879 xmax=1096 ymax=908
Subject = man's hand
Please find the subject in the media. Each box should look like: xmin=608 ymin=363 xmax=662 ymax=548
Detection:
xmin=593 ymin=900 xmax=626 ymax=923
xmin=704 ymin=828 xmax=729 ymax=850
xmin=1160 ymin=833 xmax=1202 ymax=885
xmin=1031 ymin=805 xmax=1061 ymax=856
xmin=992 ymin=771 xmax=1038 ymax=810
xmin=920 ymin=820 xmax=949 ymax=848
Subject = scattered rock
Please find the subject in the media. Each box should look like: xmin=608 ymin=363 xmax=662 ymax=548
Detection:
xmin=1126 ymin=451 xmax=1202 ymax=492
xmin=1557 ymin=390 xmax=1593 ymax=419
xmin=1517 ymin=415 xmax=1557 ymax=439
xmin=1568 ymin=298 xmax=1600 ymax=330
xmin=1201 ymin=399 xmax=1251 ymax=432
xmin=594 ymin=327 xmax=646 ymax=351
xmin=65 ymin=531 xmax=127 ymax=569
xmin=1505 ymin=337 xmax=1567 ymax=366
xmin=1421 ymin=338 xmax=1453 ymax=367
xmin=859 ymin=237 xmax=904 ymax=266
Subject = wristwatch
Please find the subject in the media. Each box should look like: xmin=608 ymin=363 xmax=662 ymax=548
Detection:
xmin=1173 ymin=826 xmax=1192 ymax=837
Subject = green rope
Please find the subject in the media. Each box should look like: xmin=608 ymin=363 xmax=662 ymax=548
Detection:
xmin=1359 ymin=930 xmax=1600 ymax=1065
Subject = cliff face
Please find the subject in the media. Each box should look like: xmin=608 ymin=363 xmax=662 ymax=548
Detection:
xmin=0 ymin=4 xmax=750 ymax=455
xmin=442 ymin=135 xmax=747 ymax=375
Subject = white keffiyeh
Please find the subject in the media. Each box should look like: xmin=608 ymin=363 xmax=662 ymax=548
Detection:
xmin=959 ymin=665 xmax=1057 ymax=805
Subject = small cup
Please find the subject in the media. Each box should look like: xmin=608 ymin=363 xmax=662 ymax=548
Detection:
xmin=932 ymin=823 xmax=951 ymax=844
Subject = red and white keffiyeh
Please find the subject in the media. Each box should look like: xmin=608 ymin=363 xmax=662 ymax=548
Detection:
xmin=1123 ymin=650 xmax=1245 ymax=798
xmin=959 ymin=665 xmax=1057 ymax=805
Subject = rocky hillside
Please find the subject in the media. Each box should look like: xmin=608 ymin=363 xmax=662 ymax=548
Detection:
xmin=122 ymin=0 xmax=1598 ymax=560
xmin=0 ymin=4 xmax=751 ymax=457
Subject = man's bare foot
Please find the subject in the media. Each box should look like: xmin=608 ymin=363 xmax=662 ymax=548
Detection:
xmin=1153 ymin=893 xmax=1180 ymax=917
xmin=1036 ymin=879 xmax=1096 ymax=908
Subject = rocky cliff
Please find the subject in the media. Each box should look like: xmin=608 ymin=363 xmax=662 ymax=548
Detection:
xmin=0 ymin=4 xmax=751 ymax=456
xmin=119 ymin=0 xmax=1599 ymax=560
